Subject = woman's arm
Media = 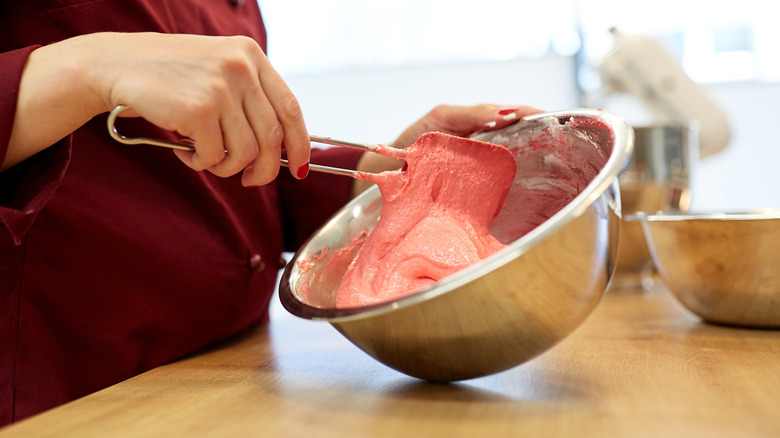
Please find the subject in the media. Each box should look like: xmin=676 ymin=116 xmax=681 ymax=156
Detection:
xmin=3 ymin=32 xmax=310 ymax=186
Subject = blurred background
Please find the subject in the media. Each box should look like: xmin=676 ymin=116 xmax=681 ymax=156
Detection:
xmin=259 ymin=0 xmax=779 ymax=212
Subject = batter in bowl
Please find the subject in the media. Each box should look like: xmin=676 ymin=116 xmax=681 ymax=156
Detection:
xmin=336 ymin=132 xmax=517 ymax=307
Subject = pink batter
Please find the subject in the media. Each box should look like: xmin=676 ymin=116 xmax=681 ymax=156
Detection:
xmin=335 ymin=132 xmax=517 ymax=308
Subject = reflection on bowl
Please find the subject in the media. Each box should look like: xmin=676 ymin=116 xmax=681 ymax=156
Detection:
xmin=279 ymin=109 xmax=633 ymax=381
xmin=638 ymin=211 xmax=780 ymax=328
xmin=614 ymin=123 xmax=698 ymax=289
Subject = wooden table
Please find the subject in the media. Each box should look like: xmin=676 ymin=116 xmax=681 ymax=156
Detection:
xmin=2 ymin=281 xmax=779 ymax=437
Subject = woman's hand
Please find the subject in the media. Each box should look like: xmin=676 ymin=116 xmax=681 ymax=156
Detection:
xmin=351 ymin=104 xmax=542 ymax=197
xmin=6 ymin=32 xmax=310 ymax=186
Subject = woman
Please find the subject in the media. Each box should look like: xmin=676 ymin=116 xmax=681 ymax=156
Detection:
xmin=0 ymin=0 xmax=537 ymax=425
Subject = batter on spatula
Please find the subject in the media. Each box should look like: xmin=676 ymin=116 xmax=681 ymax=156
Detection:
xmin=336 ymin=132 xmax=517 ymax=308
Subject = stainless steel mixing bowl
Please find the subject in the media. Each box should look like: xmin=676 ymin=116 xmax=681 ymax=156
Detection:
xmin=279 ymin=109 xmax=634 ymax=381
xmin=614 ymin=123 xmax=697 ymax=288
xmin=637 ymin=211 xmax=780 ymax=328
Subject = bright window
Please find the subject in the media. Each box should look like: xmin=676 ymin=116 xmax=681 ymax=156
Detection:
xmin=260 ymin=0 xmax=777 ymax=84
xmin=577 ymin=0 xmax=779 ymax=84
xmin=260 ymin=0 xmax=581 ymax=76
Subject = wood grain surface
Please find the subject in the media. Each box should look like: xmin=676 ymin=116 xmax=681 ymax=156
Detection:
xmin=2 ymin=282 xmax=779 ymax=437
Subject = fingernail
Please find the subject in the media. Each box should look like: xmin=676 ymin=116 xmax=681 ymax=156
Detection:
xmin=502 ymin=112 xmax=518 ymax=121
xmin=498 ymin=107 xmax=519 ymax=115
xmin=296 ymin=161 xmax=309 ymax=179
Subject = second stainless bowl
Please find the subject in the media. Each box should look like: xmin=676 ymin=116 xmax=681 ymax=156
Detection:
xmin=638 ymin=211 xmax=780 ymax=328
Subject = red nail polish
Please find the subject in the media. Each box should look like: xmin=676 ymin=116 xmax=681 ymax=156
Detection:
xmin=296 ymin=161 xmax=309 ymax=179
xmin=498 ymin=107 xmax=519 ymax=115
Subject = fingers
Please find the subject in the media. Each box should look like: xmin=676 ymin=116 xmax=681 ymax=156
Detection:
xmin=495 ymin=105 xmax=542 ymax=129
xmin=482 ymin=105 xmax=543 ymax=130
xmin=241 ymin=92 xmax=284 ymax=187
xmin=430 ymin=104 xmax=543 ymax=136
xmin=237 ymin=52 xmax=310 ymax=187
xmin=172 ymin=115 xmax=225 ymax=171
xmin=253 ymin=52 xmax=310 ymax=181
xmin=156 ymin=35 xmax=309 ymax=186
xmin=207 ymin=101 xmax=261 ymax=179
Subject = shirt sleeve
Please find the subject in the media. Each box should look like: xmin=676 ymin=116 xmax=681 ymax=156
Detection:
xmin=0 ymin=46 xmax=72 ymax=246
xmin=276 ymin=147 xmax=364 ymax=251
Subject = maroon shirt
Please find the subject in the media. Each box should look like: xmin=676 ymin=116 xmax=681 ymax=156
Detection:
xmin=0 ymin=0 xmax=362 ymax=425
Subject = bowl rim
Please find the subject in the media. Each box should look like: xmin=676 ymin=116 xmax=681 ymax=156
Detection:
xmin=630 ymin=209 xmax=780 ymax=223
xmin=279 ymin=108 xmax=634 ymax=322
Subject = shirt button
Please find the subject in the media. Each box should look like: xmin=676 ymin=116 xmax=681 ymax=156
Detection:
xmin=247 ymin=253 xmax=265 ymax=272
xmin=229 ymin=0 xmax=246 ymax=6
xmin=276 ymin=256 xmax=287 ymax=270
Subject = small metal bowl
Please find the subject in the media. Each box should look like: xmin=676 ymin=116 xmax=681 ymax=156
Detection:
xmin=279 ymin=109 xmax=633 ymax=381
xmin=637 ymin=211 xmax=780 ymax=328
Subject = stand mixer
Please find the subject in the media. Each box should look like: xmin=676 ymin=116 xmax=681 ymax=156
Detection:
xmin=595 ymin=28 xmax=730 ymax=158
